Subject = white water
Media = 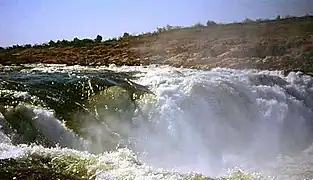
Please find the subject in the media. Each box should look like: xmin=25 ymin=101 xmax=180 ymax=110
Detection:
xmin=1 ymin=65 xmax=313 ymax=179
xmin=32 ymin=108 xmax=90 ymax=150
xmin=127 ymin=66 xmax=313 ymax=178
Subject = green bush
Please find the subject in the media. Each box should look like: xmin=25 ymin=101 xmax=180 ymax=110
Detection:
xmin=94 ymin=35 xmax=102 ymax=43
xmin=24 ymin=44 xmax=32 ymax=48
xmin=206 ymin=20 xmax=216 ymax=26
xmin=48 ymin=40 xmax=56 ymax=46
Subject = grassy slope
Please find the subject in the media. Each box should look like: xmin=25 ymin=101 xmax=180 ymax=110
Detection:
xmin=1 ymin=15 xmax=313 ymax=72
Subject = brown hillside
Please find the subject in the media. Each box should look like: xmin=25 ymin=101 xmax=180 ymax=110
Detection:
xmin=1 ymin=15 xmax=313 ymax=72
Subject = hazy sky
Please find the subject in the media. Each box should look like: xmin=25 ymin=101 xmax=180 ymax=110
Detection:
xmin=1 ymin=0 xmax=312 ymax=46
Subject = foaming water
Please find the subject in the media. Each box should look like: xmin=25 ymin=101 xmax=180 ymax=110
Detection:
xmin=0 ymin=143 xmax=225 ymax=180
xmin=31 ymin=108 xmax=89 ymax=150
xmin=127 ymin=66 xmax=313 ymax=178
xmin=0 ymin=64 xmax=313 ymax=179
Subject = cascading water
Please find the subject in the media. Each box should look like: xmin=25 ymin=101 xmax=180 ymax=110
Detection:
xmin=129 ymin=67 xmax=313 ymax=178
xmin=0 ymin=64 xmax=313 ymax=179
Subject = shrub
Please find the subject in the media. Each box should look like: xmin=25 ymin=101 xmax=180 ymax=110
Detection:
xmin=48 ymin=40 xmax=56 ymax=46
xmin=104 ymin=38 xmax=118 ymax=45
xmin=156 ymin=27 xmax=166 ymax=33
xmin=94 ymin=35 xmax=102 ymax=43
xmin=0 ymin=47 xmax=4 ymax=53
xmin=24 ymin=44 xmax=32 ymax=48
xmin=81 ymin=38 xmax=94 ymax=45
xmin=123 ymin=32 xmax=130 ymax=38
xmin=206 ymin=20 xmax=216 ymax=26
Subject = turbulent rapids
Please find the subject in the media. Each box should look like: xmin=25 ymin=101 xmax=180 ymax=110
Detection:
xmin=1 ymin=64 xmax=313 ymax=179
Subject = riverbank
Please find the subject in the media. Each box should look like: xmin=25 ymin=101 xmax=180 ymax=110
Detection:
xmin=1 ymin=15 xmax=313 ymax=72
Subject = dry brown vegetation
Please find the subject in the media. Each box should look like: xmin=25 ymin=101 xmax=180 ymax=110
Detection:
xmin=1 ymin=15 xmax=313 ymax=72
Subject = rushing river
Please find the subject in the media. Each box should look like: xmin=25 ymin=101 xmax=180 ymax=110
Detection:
xmin=0 ymin=64 xmax=313 ymax=179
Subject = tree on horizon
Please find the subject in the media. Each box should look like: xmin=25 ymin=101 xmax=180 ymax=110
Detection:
xmin=95 ymin=35 xmax=103 ymax=43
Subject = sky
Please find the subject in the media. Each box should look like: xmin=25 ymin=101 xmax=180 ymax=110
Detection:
xmin=1 ymin=0 xmax=312 ymax=47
